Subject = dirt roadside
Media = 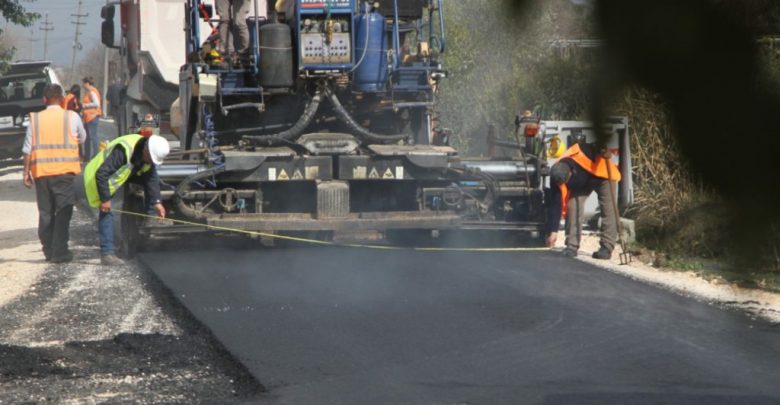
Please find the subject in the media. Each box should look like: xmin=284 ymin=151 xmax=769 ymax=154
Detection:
xmin=0 ymin=165 xmax=262 ymax=403
xmin=565 ymin=233 xmax=780 ymax=324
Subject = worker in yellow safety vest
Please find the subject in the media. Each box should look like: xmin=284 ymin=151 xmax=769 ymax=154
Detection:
xmin=81 ymin=76 xmax=103 ymax=160
xmin=81 ymin=134 xmax=169 ymax=265
xmin=22 ymin=84 xmax=87 ymax=263
xmin=546 ymin=141 xmax=622 ymax=260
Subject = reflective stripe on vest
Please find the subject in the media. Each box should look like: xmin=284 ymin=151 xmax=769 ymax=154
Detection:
xmin=29 ymin=108 xmax=81 ymax=178
xmin=83 ymin=134 xmax=151 ymax=207
xmin=559 ymin=143 xmax=622 ymax=182
xmin=82 ymin=85 xmax=102 ymax=123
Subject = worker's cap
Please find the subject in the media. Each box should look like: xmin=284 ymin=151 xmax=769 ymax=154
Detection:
xmin=147 ymin=135 xmax=170 ymax=165
xmin=550 ymin=161 xmax=572 ymax=185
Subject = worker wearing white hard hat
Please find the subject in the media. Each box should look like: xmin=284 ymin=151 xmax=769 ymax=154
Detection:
xmin=79 ymin=134 xmax=170 ymax=265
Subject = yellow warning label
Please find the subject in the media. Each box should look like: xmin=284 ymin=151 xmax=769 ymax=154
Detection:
xmin=278 ymin=169 xmax=289 ymax=180
xmin=292 ymin=169 xmax=303 ymax=180
xmin=383 ymin=168 xmax=394 ymax=179
xmin=353 ymin=166 xmax=367 ymax=179
xmin=368 ymin=168 xmax=380 ymax=179
xmin=305 ymin=166 xmax=319 ymax=179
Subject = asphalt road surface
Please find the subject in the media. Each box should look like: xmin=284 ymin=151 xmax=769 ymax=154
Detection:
xmin=140 ymin=245 xmax=780 ymax=404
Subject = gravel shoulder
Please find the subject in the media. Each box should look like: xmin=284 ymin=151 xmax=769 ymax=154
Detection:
xmin=568 ymin=233 xmax=780 ymax=323
xmin=0 ymin=165 xmax=262 ymax=403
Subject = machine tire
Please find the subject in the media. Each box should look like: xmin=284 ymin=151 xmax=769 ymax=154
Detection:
xmin=114 ymin=184 xmax=145 ymax=258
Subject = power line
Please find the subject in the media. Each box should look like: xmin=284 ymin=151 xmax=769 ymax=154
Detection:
xmin=70 ymin=0 xmax=89 ymax=82
xmin=40 ymin=13 xmax=54 ymax=61
xmin=27 ymin=28 xmax=39 ymax=60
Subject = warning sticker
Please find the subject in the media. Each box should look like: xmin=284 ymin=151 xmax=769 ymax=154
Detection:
xmin=305 ymin=166 xmax=319 ymax=179
xmin=353 ymin=166 xmax=367 ymax=179
xmin=383 ymin=168 xmax=394 ymax=179
xmin=268 ymin=168 xmax=277 ymax=181
xmin=292 ymin=169 xmax=303 ymax=180
xmin=368 ymin=168 xmax=380 ymax=179
xmin=278 ymin=169 xmax=289 ymax=181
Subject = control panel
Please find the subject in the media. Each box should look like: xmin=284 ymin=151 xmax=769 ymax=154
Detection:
xmin=301 ymin=31 xmax=352 ymax=65
xmin=297 ymin=0 xmax=355 ymax=71
xmin=299 ymin=0 xmax=352 ymax=10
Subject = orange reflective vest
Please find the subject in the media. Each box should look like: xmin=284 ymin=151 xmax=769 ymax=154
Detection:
xmin=28 ymin=108 xmax=81 ymax=178
xmin=559 ymin=143 xmax=621 ymax=182
xmin=81 ymin=85 xmax=102 ymax=123
xmin=557 ymin=143 xmax=621 ymax=219
xmin=62 ymin=93 xmax=77 ymax=111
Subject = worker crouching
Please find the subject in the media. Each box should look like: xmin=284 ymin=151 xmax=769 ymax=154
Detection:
xmin=546 ymin=142 xmax=621 ymax=260
xmin=80 ymin=134 xmax=170 ymax=265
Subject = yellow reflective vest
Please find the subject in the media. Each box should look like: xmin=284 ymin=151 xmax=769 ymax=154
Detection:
xmin=83 ymin=134 xmax=151 ymax=207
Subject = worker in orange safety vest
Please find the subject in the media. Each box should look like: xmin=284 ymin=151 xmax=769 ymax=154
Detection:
xmin=81 ymin=76 xmax=102 ymax=160
xmin=22 ymin=84 xmax=87 ymax=263
xmin=62 ymin=84 xmax=82 ymax=113
xmin=546 ymin=141 xmax=622 ymax=260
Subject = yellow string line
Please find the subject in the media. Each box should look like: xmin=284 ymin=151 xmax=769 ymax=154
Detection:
xmin=113 ymin=208 xmax=551 ymax=253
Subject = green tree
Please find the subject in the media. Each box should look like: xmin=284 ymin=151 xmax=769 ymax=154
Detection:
xmin=0 ymin=0 xmax=40 ymax=72
xmin=438 ymin=0 xmax=595 ymax=153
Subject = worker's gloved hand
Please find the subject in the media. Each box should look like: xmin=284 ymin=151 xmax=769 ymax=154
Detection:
xmin=546 ymin=232 xmax=558 ymax=248
xmin=601 ymin=148 xmax=613 ymax=159
xmin=100 ymin=200 xmax=111 ymax=213
xmin=154 ymin=202 xmax=166 ymax=219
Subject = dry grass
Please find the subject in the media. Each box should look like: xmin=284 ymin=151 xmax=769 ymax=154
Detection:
xmin=616 ymin=87 xmax=705 ymax=229
xmin=616 ymin=87 xmax=780 ymax=272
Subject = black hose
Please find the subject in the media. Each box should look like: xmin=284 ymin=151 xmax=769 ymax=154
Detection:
xmin=174 ymin=166 xmax=225 ymax=220
xmin=325 ymin=87 xmax=409 ymax=144
xmin=241 ymin=90 xmax=324 ymax=146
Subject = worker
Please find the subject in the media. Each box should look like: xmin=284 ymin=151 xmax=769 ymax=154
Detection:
xmin=106 ymin=79 xmax=123 ymax=120
xmin=22 ymin=84 xmax=87 ymax=263
xmin=216 ymin=0 xmax=251 ymax=62
xmin=81 ymin=77 xmax=103 ymax=160
xmin=62 ymin=85 xmax=82 ymax=113
xmin=546 ymin=141 xmax=621 ymax=260
xmin=81 ymin=134 xmax=170 ymax=265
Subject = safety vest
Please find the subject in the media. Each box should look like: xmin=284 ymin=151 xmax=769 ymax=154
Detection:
xmin=559 ymin=143 xmax=622 ymax=182
xmin=28 ymin=107 xmax=81 ymax=178
xmin=81 ymin=84 xmax=102 ymax=123
xmin=557 ymin=143 xmax=621 ymax=219
xmin=84 ymin=134 xmax=151 ymax=207
xmin=62 ymin=93 xmax=77 ymax=111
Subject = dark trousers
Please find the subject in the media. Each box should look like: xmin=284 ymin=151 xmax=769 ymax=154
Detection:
xmin=34 ymin=174 xmax=76 ymax=260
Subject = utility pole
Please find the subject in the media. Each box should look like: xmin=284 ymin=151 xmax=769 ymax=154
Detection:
xmin=27 ymin=29 xmax=39 ymax=60
xmin=70 ymin=0 xmax=88 ymax=82
xmin=39 ymin=14 xmax=54 ymax=61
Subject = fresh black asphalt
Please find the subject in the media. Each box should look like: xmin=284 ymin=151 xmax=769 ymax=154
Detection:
xmin=141 ymin=246 xmax=780 ymax=404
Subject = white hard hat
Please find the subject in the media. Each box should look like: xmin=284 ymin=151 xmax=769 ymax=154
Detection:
xmin=147 ymin=135 xmax=170 ymax=165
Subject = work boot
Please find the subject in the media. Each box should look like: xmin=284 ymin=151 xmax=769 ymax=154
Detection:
xmin=50 ymin=251 xmax=73 ymax=264
xmin=562 ymin=248 xmax=578 ymax=258
xmin=592 ymin=247 xmax=612 ymax=260
xmin=100 ymin=254 xmax=123 ymax=266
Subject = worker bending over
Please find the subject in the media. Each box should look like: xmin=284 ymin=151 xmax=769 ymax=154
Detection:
xmin=546 ymin=141 xmax=621 ymax=260
xmin=23 ymin=84 xmax=86 ymax=263
xmin=81 ymin=134 xmax=169 ymax=265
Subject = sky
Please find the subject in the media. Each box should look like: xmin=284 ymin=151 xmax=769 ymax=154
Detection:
xmin=3 ymin=0 xmax=106 ymax=67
